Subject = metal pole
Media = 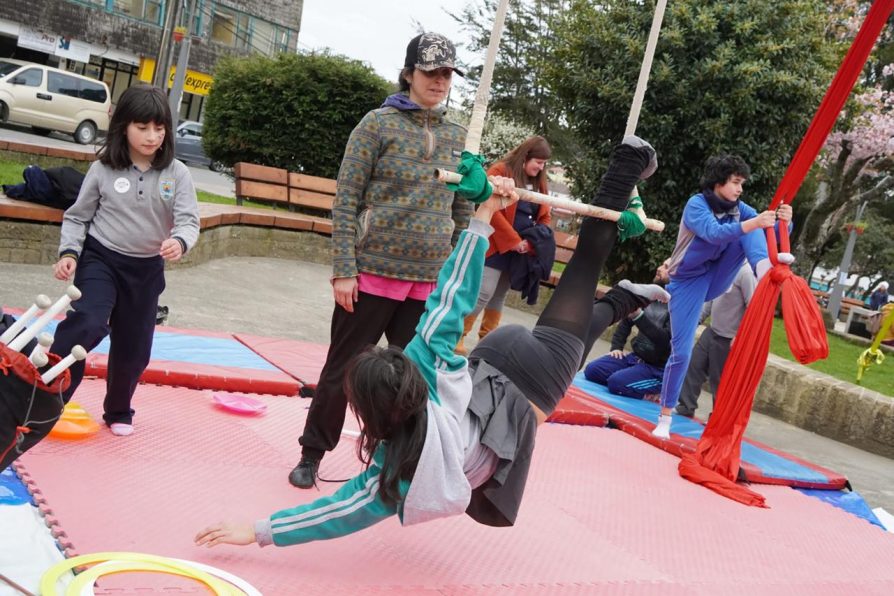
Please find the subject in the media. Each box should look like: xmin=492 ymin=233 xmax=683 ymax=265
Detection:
xmin=827 ymin=202 xmax=866 ymax=320
xmin=168 ymin=0 xmax=198 ymax=129
xmin=153 ymin=0 xmax=181 ymax=88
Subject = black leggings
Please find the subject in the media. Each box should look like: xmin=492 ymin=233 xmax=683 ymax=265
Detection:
xmin=536 ymin=143 xmax=650 ymax=344
xmin=470 ymin=143 xmax=652 ymax=411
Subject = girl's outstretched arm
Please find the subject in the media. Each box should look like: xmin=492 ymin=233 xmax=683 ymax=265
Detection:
xmin=195 ymin=450 xmax=402 ymax=548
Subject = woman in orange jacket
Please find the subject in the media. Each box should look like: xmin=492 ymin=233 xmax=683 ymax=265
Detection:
xmin=456 ymin=136 xmax=554 ymax=354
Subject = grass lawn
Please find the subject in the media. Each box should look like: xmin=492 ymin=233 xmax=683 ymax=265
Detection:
xmin=769 ymin=317 xmax=893 ymax=397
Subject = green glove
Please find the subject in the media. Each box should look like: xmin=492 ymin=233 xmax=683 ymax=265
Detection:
xmin=617 ymin=196 xmax=647 ymax=242
xmin=446 ymin=151 xmax=493 ymax=204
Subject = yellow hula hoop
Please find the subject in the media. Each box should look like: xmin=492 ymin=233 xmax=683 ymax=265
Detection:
xmin=83 ymin=558 xmax=262 ymax=596
xmin=40 ymin=552 xmax=238 ymax=596
xmin=67 ymin=561 xmax=236 ymax=596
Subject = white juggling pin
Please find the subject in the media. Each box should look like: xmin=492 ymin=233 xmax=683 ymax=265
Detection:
xmin=0 ymin=294 xmax=52 ymax=345
xmin=41 ymin=345 xmax=87 ymax=385
xmin=28 ymin=332 xmax=54 ymax=361
xmin=30 ymin=350 xmax=49 ymax=369
xmin=8 ymin=286 xmax=81 ymax=353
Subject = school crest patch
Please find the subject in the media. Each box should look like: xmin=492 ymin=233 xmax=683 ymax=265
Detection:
xmin=159 ymin=178 xmax=175 ymax=201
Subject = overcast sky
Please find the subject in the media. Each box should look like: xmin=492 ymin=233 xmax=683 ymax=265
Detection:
xmin=299 ymin=0 xmax=476 ymax=88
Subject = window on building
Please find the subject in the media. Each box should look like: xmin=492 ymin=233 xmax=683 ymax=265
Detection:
xmin=86 ymin=56 xmax=137 ymax=105
xmin=273 ymin=25 xmax=292 ymax=54
xmin=211 ymin=5 xmax=249 ymax=49
xmin=181 ymin=0 xmax=205 ymax=35
xmin=113 ymin=0 xmax=163 ymax=25
xmin=250 ymin=19 xmax=274 ymax=55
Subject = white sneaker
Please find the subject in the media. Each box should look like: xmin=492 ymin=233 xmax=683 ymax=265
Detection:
xmin=651 ymin=414 xmax=672 ymax=439
xmin=109 ymin=423 xmax=134 ymax=437
xmin=619 ymin=279 xmax=671 ymax=303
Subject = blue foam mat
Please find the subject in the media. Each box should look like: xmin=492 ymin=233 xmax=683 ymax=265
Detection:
xmin=572 ymin=373 xmax=832 ymax=484
xmin=34 ymin=319 xmax=278 ymax=371
xmin=0 ymin=467 xmax=32 ymax=506
xmin=796 ymin=488 xmax=885 ymax=529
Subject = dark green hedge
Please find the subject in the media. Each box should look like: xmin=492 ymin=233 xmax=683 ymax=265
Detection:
xmin=203 ymin=52 xmax=393 ymax=179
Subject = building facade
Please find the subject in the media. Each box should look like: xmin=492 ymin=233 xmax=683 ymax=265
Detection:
xmin=0 ymin=0 xmax=303 ymax=120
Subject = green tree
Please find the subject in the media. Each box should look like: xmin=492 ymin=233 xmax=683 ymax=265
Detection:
xmin=451 ymin=0 xmax=574 ymax=161
xmin=448 ymin=107 xmax=536 ymax=164
xmin=546 ymin=0 xmax=841 ymax=281
xmin=203 ymin=52 xmax=393 ymax=178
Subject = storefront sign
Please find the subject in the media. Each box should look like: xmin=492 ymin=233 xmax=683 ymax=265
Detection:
xmin=138 ymin=57 xmax=214 ymax=96
xmin=17 ymin=27 xmax=57 ymax=54
xmin=55 ymin=37 xmax=91 ymax=63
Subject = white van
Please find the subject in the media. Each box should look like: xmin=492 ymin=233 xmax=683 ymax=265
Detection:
xmin=0 ymin=63 xmax=111 ymax=144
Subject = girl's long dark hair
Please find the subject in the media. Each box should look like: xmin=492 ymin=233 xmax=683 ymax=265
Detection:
xmin=499 ymin=135 xmax=551 ymax=190
xmin=345 ymin=346 xmax=428 ymax=505
xmin=98 ymin=84 xmax=175 ymax=170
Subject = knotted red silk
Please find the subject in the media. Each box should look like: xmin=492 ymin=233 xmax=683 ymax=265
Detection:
xmin=679 ymin=0 xmax=894 ymax=506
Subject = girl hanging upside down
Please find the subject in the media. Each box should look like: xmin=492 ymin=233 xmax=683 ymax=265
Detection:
xmin=195 ymin=137 xmax=662 ymax=548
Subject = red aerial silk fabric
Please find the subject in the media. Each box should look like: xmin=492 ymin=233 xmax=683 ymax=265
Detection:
xmin=679 ymin=0 xmax=894 ymax=505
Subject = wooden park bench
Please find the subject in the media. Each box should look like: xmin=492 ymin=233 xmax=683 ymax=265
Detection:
xmin=233 ymin=162 xmax=335 ymax=234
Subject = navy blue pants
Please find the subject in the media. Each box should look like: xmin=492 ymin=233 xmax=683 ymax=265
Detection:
xmin=51 ymin=236 xmax=165 ymax=425
xmin=584 ymin=352 xmax=664 ymax=399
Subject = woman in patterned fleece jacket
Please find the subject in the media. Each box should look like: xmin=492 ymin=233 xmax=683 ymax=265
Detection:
xmin=288 ymin=33 xmax=474 ymax=489
xmin=196 ymin=138 xmax=660 ymax=548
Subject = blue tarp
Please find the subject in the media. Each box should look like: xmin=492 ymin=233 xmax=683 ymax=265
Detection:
xmin=0 ymin=467 xmax=32 ymax=506
xmin=797 ymin=488 xmax=886 ymax=529
xmin=573 ymin=373 xmax=831 ymax=484
xmin=32 ymin=319 xmax=278 ymax=371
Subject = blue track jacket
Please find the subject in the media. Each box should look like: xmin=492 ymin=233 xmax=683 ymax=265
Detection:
xmin=666 ymin=193 xmax=768 ymax=282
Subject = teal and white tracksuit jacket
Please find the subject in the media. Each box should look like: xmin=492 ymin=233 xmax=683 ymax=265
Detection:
xmin=255 ymin=218 xmax=496 ymax=547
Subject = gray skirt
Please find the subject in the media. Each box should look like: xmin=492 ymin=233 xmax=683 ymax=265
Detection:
xmin=464 ymin=359 xmax=538 ymax=527
xmin=465 ymin=325 xmax=584 ymax=526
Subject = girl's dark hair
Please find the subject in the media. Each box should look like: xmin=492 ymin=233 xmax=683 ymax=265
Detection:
xmin=98 ymin=84 xmax=174 ymax=170
xmin=499 ymin=135 xmax=551 ymax=190
xmin=398 ymin=67 xmax=415 ymax=93
xmin=345 ymin=345 xmax=428 ymax=505
xmin=700 ymin=154 xmax=750 ymax=191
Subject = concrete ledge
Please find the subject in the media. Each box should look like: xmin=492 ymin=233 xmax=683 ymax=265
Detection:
xmin=0 ymin=219 xmax=332 ymax=268
xmin=755 ymin=355 xmax=894 ymax=459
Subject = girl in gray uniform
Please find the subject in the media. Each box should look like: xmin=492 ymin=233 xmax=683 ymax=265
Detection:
xmin=51 ymin=84 xmax=200 ymax=437
xmin=195 ymin=138 xmax=659 ymax=548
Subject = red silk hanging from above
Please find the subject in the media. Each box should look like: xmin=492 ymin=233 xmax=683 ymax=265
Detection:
xmin=679 ymin=0 xmax=893 ymax=506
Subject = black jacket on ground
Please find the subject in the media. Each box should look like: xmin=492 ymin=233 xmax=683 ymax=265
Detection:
xmin=2 ymin=165 xmax=85 ymax=210
xmin=610 ymin=301 xmax=671 ymax=366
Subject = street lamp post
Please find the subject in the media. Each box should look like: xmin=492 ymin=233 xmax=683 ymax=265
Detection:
xmin=827 ymin=202 xmax=867 ymax=321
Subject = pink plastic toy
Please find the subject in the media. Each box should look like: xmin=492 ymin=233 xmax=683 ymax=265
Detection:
xmin=211 ymin=392 xmax=267 ymax=415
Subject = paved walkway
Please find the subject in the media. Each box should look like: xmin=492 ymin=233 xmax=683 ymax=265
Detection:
xmin=2 ymin=255 xmax=893 ymax=516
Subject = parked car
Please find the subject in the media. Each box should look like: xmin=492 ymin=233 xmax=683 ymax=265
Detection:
xmin=0 ymin=62 xmax=110 ymax=144
xmin=0 ymin=58 xmax=30 ymax=79
xmin=174 ymin=120 xmax=220 ymax=170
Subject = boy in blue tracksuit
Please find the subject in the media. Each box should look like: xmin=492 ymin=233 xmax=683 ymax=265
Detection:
xmin=651 ymin=155 xmax=792 ymax=438
xmin=194 ymin=138 xmax=662 ymax=548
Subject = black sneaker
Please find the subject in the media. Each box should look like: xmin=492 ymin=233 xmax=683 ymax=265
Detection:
xmin=288 ymin=457 xmax=320 ymax=489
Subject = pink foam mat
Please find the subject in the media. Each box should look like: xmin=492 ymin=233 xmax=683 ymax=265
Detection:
xmin=19 ymin=380 xmax=894 ymax=594
xmin=234 ymin=334 xmax=330 ymax=387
